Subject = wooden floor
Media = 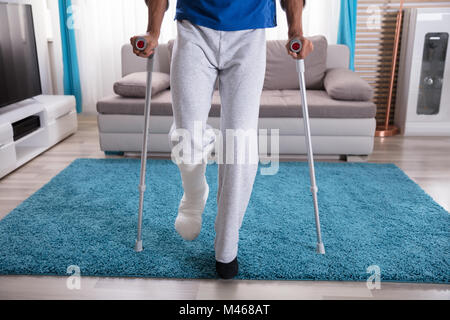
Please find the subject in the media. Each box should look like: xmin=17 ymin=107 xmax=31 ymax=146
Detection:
xmin=0 ymin=114 xmax=448 ymax=300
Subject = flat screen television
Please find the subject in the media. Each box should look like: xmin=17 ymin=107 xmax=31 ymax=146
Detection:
xmin=0 ymin=3 xmax=42 ymax=108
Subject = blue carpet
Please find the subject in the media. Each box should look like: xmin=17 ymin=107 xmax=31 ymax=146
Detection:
xmin=0 ymin=159 xmax=448 ymax=283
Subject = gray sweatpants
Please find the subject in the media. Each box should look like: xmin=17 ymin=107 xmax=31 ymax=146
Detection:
xmin=169 ymin=19 xmax=266 ymax=263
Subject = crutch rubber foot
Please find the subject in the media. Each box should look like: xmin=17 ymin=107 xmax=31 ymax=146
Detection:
xmin=316 ymin=242 xmax=325 ymax=255
xmin=134 ymin=240 xmax=143 ymax=252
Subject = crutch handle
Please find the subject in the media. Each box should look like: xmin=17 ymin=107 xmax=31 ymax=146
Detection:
xmin=134 ymin=37 xmax=155 ymax=59
xmin=290 ymin=39 xmax=306 ymax=73
xmin=135 ymin=37 xmax=148 ymax=51
xmin=289 ymin=39 xmax=303 ymax=54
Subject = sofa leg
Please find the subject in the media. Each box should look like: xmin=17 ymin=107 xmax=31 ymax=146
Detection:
xmin=342 ymin=155 xmax=369 ymax=162
xmin=105 ymin=151 xmax=125 ymax=156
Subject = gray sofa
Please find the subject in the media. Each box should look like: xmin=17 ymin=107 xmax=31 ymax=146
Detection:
xmin=97 ymin=36 xmax=376 ymax=159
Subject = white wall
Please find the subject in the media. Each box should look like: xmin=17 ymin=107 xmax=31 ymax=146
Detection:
xmin=46 ymin=0 xmax=64 ymax=95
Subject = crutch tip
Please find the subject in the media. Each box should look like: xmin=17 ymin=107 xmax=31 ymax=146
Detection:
xmin=316 ymin=242 xmax=325 ymax=255
xmin=134 ymin=240 xmax=143 ymax=252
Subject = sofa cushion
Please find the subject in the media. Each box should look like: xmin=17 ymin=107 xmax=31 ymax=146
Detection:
xmin=258 ymin=90 xmax=376 ymax=118
xmin=113 ymin=72 xmax=170 ymax=98
xmin=97 ymin=89 xmax=376 ymax=119
xmin=264 ymin=36 xmax=328 ymax=90
xmin=324 ymin=68 xmax=374 ymax=101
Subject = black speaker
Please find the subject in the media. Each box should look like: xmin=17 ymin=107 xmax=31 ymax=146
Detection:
xmin=12 ymin=115 xmax=41 ymax=141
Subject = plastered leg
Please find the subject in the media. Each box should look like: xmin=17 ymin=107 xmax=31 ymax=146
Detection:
xmin=175 ymin=163 xmax=209 ymax=241
xmin=169 ymin=21 xmax=219 ymax=241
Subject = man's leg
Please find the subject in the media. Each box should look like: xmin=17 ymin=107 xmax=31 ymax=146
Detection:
xmin=169 ymin=20 xmax=218 ymax=241
xmin=214 ymin=28 xmax=267 ymax=273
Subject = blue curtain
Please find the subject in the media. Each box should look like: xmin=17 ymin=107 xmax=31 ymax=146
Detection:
xmin=58 ymin=0 xmax=82 ymax=113
xmin=337 ymin=0 xmax=357 ymax=71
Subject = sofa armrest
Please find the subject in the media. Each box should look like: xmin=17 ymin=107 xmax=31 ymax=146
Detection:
xmin=324 ymin=68 xmax=374 ymax=101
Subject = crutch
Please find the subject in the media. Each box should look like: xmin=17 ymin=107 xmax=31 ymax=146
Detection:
xmin=133 ymin=37 xmax=154 ymax=252
xmin=289 ymin=39 xmax=325 ymax=254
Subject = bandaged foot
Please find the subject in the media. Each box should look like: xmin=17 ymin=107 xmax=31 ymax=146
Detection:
xmin=175 ymin=164 xmax=209 ymax=241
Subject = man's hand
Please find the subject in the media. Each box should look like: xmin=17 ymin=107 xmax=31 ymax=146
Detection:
xmin=283 ymin=0 xmax=311 ymax=59
xmin=131 ymin=0 xmax=167 ymax=58
xmin=130 ymin=33 xmax=158 ymax=58
xmin=286 ymin=35 xmax=314 ymax=60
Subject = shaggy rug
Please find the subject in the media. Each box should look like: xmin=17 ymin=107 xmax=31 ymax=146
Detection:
xmin=0 ymin=159 xmax=448 ymax=283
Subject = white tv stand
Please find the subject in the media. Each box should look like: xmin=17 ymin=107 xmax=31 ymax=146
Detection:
xmin=0 ymin=95 xmax=78 ymax=179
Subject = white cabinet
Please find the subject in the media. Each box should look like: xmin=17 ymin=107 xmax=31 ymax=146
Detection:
xmin=0 ymin=95 xmax=78 ymax=179
xmin=395 ymin=8 xmax=450 ymax=136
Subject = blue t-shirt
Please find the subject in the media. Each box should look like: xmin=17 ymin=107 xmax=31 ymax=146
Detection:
xmin=175 ymin=0 xmax=277 ymax=31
